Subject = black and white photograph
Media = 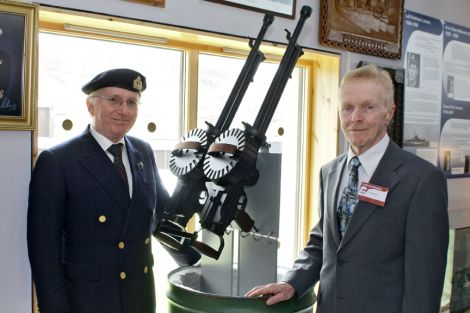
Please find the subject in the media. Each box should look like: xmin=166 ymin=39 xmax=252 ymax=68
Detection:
xmin=406 ymin=52 xmax=420 ymax=88
xmin=447 ymin=75 xmax=454 ymax=98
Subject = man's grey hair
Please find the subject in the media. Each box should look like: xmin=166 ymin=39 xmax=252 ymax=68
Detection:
xmin=339 ymin=64 xmax=395 ymax=109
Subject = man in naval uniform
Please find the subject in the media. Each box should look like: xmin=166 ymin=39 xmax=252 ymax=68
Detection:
xmin=28 ymin=68 xmax=200 ymax=313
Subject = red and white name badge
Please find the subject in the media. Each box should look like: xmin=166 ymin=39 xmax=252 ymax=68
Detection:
xmin=357 ymin=182 xmax=389 ymax=206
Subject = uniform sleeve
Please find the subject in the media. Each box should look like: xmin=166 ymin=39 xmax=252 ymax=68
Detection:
xmin=402 ymin=168 xmax=449 ymax=313
xmin=283 ymin=168 xmax=325 ymax=298
xmin=27 ymin=150 xmax=72 ymax=313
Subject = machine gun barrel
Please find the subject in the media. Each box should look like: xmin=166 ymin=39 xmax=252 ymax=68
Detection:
xmin=155 ymin=14 xmax=274 ymax=251
xmin=214 ymin=14 xmax=274 ymax=134
xmin=253 ymin=5 xmax=312 ymax=136
xmin=199 ymin=6 xmax=312 ymax=259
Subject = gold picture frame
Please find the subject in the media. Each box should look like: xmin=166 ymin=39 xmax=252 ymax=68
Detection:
xmin=125 ymin=0 xmax=165 ymax=7
xmin=0 ymin=0 xmax=38 ymax=130
xmin=319 ymin=0 xmax=404 ymax=59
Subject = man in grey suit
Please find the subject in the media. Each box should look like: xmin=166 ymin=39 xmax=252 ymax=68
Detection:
xmin=246 ymin=64 xmax=449 ymax=313
xmin=28 ymin=68 xmax=199 ymax=313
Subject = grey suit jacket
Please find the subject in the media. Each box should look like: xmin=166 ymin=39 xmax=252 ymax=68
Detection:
xmin=284 ymin=141 xmax=449 ymax=313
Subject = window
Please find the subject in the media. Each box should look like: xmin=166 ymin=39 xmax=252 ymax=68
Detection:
xmin=38 ymin=32 xmax=183 ymax=158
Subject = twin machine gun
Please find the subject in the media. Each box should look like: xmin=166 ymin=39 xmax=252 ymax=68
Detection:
xmin=156 ymin=6 xmax=312 ymax=260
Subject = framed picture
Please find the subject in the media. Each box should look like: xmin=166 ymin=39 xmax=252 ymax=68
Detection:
xmin=320 ymin=0 xmax=404 ymax=59
xmin=0 ymin=0 xmax=38 ymax=130
xmin=124 ymin=0 xmax=165 ymax=7
xmin=205 ymin=0 xmax=296 ymax=19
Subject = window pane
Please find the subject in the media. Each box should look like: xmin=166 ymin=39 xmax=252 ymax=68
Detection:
xmin=38 ymin=32 xmax=182 ymax=156
xmin=197 ymin=53 xmax=303 ymax=273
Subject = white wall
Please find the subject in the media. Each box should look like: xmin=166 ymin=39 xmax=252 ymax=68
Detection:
xmin=406 ymin=0 xmax=469 ymax=28
xmin=30 ymin=0 xmax=470 ymax=67
xmin=0 ymin=131 xmax=31 ymax=313
xmin=31 ymin=0 xmax=470 ymax=78
xmin=35 ymin=0 xmax=320 ymax=48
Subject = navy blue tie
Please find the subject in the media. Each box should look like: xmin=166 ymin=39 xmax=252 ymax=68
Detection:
xmin=108 ymin=143 xmax=128 ymax=186
xmin=337 ymin=157 xmax=361 ymax=239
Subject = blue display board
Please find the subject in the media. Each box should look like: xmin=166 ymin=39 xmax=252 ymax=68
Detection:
xmin=403 ymin=10 xmax=470 ymax=178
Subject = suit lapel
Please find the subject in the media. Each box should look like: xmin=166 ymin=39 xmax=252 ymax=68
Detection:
xmin=120 ymin=138 xmax=151 ymax=238
xmin=124 ymin=137 xmax=147 ymax=200
xmin=327 ymin=155 xmax=347 ymax=247
xmin=339 ymin=141 xmax=403 ymax=249
xmin=77 ymin=130 xmax=130 ymax=212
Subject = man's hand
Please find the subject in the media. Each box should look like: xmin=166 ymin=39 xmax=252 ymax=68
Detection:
xmin=244 ymin=282 xmax=295 ymax=305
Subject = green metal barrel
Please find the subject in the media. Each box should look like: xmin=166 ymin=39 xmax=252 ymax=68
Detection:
xmin=167 ymin=266 xmax=315 ymax=313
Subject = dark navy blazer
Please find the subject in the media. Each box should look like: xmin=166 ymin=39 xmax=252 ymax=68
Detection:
xmin=27 ymin=127 xmax=197 ymax=313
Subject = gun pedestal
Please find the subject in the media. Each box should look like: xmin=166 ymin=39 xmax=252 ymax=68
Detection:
xmin=166 ymin=153 xmax=315 ymax=312
xmin=201 ymin=152 xmax=281 ymax=296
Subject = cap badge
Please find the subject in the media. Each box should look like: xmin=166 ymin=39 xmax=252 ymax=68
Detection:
xmin=133 ymin=76 xmax=143 ymax=92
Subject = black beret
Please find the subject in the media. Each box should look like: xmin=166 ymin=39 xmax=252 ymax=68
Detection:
xmin=81 ymin=68 xmax=146 ymax=95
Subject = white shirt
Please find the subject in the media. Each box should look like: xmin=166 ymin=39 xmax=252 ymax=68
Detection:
xmin=89 ymin=126 xmax=133 ymax=197
xmin=336 ymin=134 xmax=390 ymax=207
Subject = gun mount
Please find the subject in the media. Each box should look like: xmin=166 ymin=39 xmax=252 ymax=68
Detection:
xmin=157 ymin=6 xmax=312 ymax=260
xmin=199 ymin=6 xmax=312 ymax=259
xmin=156 ymin=14 xmax=274 ymax=251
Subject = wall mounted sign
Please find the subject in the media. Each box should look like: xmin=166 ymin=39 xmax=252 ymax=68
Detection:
xmin=403 ymin=10 xmax=470 ymax=178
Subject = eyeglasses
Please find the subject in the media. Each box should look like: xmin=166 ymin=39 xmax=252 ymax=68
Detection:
xmin=90 ymin=94 xmax=140 ymax=108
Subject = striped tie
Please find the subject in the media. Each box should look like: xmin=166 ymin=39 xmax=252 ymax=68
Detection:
xmin=108 ymin=143 xmax=128 ymax=186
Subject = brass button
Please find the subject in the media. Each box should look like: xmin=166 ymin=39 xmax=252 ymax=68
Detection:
xmin=144 ymin=266 xmax=148 ymax=274
xmin=98 ymin=215 xmax=106 ymax=223
xmin=118 ymin=242 xmax=125 ymax=249
xmin=120 ymin=272 xmax=126 ymax=280
xmin=144 ymin=237 xmax=150 ymax=245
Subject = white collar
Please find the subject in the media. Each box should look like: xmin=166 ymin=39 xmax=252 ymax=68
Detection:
xmin=89 ymin=125 xmax=126 ymax=152
xmin=347 ymin=133 xmax=389 ymax=176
